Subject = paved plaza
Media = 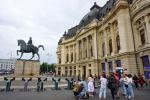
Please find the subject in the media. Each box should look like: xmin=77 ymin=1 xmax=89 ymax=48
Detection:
xmin=0 ymin=76 xmax=150 ymax=100
xmin=0 ymin=85 xmax=150 ymax=100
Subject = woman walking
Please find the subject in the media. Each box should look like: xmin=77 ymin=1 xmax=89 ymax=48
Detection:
xmin=126 ymin=74 xmax=134 ymax=100
xmin=120 ymin=75 xmax=127 ymax=96
xmin=99 ymin=74 xmax=107 ymax=100
xmin=108 ymin=73 xmax=117 ymax=100
xmin=87 ymin=77 xmax=94 ymax=97
xmin=133 ymin=74 xmax=139 ymax=88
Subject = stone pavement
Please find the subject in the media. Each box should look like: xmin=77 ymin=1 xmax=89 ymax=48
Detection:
xmin=0 ymin=86 xmax=150 ymax=100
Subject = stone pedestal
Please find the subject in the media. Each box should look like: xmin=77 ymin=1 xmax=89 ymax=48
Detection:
xmin=14 ymin=60 xmax=40 ymax=76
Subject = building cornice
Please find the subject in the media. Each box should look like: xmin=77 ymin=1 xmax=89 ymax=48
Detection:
xmin=130 ymin=1 xmax=150 ymax=21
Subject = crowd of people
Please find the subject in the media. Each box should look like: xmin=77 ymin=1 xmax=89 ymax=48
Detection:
xmin=72 ymin=72 xmax=149 ymax=100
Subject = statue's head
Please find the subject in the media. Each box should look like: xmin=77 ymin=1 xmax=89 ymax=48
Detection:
xmin=29 ymin=37 xmax=32 ymax=40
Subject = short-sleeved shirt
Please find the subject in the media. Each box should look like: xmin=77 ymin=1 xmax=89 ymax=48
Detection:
xmin=100 ymin=77 xmax=107 ymax=88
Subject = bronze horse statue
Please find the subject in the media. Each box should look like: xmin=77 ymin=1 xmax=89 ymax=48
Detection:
xmin=17 ymin=39 xmax=44 ymax=60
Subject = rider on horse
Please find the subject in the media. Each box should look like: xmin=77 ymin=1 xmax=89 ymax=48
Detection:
xmin=17 ymin=38 xmax=44 ymax=60
xmin=27 ymin=37 xmax=34 ymax=51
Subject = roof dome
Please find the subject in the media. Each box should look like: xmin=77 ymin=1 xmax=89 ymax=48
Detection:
xmin=79 ymin=2 xmax=100 ymax=27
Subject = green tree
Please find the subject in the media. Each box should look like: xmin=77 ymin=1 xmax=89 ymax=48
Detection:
xmin=40 ymin=63 xmax=56 ymax=74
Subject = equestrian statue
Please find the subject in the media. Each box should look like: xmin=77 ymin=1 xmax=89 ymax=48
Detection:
xmin=17 ymin=37 xmax=44 ymax=60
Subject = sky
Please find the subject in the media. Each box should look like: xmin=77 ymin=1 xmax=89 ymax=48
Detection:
xmin=0 ymin=0 xmax=108 ymax=64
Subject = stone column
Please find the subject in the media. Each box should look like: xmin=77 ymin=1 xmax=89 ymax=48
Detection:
xmin=112 ymin=60 xmax=116 ymax=72
xmin=61 ymin=45 xmax=65 ymax=64
xmin=68 ymin=66 xmax=70 ymax=77
xmin=93 ymin=32 xmax=98 ymax=59
xmin=104 ymin=29 xmax=108 ymax=57
xmin=111 ymin=24 xmax=117 ymax=55
xmin=71 ymin=66 xmax=74 ymax=77
xmin=87 ymin=37 xmax=89 ymax=58
xmin=79 ymin=41 xmax=81 ymax=60
xmin=73 ymin=44 xmax=77 ymax=63
xmin=67 ymin=47 xmax=69 ymax=63
xmin=61 ymin=66 xmax=65 ymax=76
xmin=117 ymin=8 xmax=134 ymax=53
xmin=144 ymin=15 xmax=150 ymax=43
xmin=82 ymin=39 xmax=84 ymax=59
xmin=71 ymin=45 xmax=73 ymax=63
xmin=99 ymin=33 xmax=102 ymax=58
xmin=76 ymin=41 xmax=79 ymax=62
xmin=89 ymin=35 xmax=93 ymax=58
xmin=72 ymin=45 xmax=74 ymax=63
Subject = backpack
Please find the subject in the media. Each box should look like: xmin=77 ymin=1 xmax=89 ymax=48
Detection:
xmin=107 ymin=77 xmax=117 ymax=89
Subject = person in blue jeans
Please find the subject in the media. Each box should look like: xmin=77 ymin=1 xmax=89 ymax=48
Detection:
xmin=77 ymin=78 xmax=89 ymax=100
xmin=120 ymin=75 xmax=127 ymax=96
xmin=99 ymin=74 xmax=107 ymax=100
xmin=76 ymin=83 xmax=84 ymax=100
xmin=126 ymin=74 xmax=134 ymax=100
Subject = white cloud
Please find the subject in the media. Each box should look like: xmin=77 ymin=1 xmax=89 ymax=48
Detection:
xmin=0 ymin=0 xmax=108 ymax=63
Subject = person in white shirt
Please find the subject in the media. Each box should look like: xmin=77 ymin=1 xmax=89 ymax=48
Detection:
xmin=124 ymin=74 xmax=134 ymax=100
xmin=99 ymin=74 xmax=107 ymax=100
xmin=120 ymin=75 xmax=127 ymax=96
xmin=87 ymin=77 xmax=94 ymax=97
xmin=125 ymin=74 xmax=134 ymax=100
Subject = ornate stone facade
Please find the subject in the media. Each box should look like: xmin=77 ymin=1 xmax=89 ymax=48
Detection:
xmin=56 ymin=0 xmax=150 ymax=78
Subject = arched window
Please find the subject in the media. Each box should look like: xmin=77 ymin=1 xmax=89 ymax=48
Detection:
xmin=140 ymin=29 xmax=146 ymax=45
xmin=109 ymin=39 xmax=113 ymax=54
xmin=102 ymin=43 xmax=105 ymax=57
xmin=116 ymin=35 xmax=120 ymax=52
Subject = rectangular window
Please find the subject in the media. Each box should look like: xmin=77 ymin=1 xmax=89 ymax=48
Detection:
xmin=74 ymin=70 xmax=76 ymax=76
xmin=65 ymin=67 xmax=68 ymax=76
xmin=59 ymin=58 xmax=61 ymax=64
xmin=70 ymin=66 xmax=72 ymax=76
xmin=141 ymin=55 xmax=150 ymax=68
xmin=78 ymin=70 xmax=80 ymax=76
xmin=101 ymin=63 xmax=106 ymax=72
xmin=58 ymin=67 xmax=61 ymax=75
xmin=141 ymin=55 xmax=150 ymax=79
xmin=88 ymin=69 xmax=91 ymax=76
xmin=116 ymin=60 xmax=121 ymax=67
xmin=108 ymin=62 xmax=113 ymax=72
xmin=71 ymin=53 xmax=73 ymax=62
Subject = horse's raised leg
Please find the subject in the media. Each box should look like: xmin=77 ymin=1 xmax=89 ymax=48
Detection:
xmin=17 ymin=50 xmax=19 ymax=56
xmin=29 ymin=53 xmax=34 ymax=60
xmin=19 ymin=52 xmax=23 ymax=59
xmin=36 ymin=53 xmax=40 ymax=61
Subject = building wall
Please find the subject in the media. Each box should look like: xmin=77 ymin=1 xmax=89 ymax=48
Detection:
xmin=0 ymin=58 xmax=16 ymax=71
xmin=130 ymin=0 xmax=150 ymax=76
xmin=56 ymin=0 xmax=150 ymax=78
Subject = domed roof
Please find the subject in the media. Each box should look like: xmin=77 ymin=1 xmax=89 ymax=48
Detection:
xmin=60 ymin=0 xmax=117 ymax=41
xmin=79 ymin=2 xmax=101 ymax=27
